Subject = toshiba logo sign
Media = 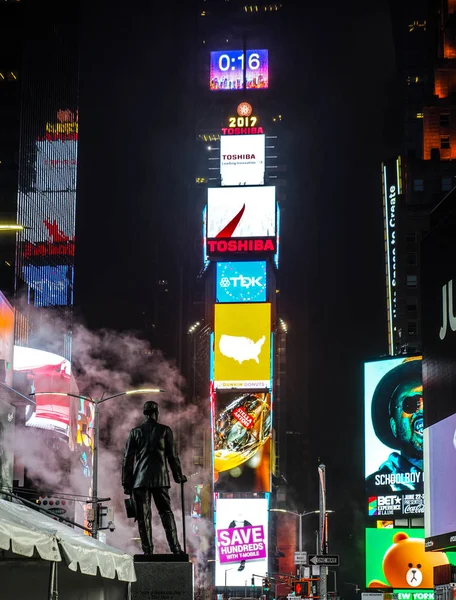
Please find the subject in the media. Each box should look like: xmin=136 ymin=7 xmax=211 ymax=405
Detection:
xmin=206 ymin=187 xmax=277 ymax=259
xmin=220 ymin=134 xmax=265 ymax=186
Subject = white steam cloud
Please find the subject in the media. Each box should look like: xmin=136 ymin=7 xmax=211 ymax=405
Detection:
xmin=10 ymin=315 xmax=212 ymax=583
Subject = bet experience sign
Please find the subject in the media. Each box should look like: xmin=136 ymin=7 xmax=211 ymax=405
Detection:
xmin=216 ymin=261 xmax=267 ymax=303
xmin=217 ymin=524 xmax=266 ymax=564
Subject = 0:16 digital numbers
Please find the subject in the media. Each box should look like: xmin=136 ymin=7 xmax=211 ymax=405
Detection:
xmin=218 ymin=53 xmax=261 ymax=72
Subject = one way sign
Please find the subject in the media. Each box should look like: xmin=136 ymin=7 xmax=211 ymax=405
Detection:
xmin=308 ymin=554 xmax=340 ymax=566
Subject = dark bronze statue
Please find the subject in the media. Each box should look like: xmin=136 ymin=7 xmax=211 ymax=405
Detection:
xmin=122 ymin=400 xmax=187 ymax=554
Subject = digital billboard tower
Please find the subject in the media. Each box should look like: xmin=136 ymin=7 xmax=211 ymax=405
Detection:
xmin=14 ymin=3 xmax=80 ymax=360
xmin=205 ymin=103 xmax=278 ymax=590
xmin=187 ymin=4 xmax=291 ymax=595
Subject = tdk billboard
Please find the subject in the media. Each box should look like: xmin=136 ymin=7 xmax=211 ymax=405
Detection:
xmin=216 ymin=261 xmax=267 ymax=303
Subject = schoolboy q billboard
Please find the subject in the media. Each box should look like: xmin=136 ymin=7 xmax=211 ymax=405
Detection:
xmin=365 ymin=357 xmax=423 ymax=518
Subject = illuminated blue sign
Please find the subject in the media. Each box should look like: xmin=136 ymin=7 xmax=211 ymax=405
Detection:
xmin=216 ymin=261 xmax=267 ymax=303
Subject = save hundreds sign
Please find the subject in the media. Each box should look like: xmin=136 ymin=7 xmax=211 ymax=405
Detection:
xmin=217 ymin=525 xmax=266 ymax=563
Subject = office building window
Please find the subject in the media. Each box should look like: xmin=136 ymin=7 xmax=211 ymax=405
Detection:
xmin=407 ymin=253 xmax=417 ymax=266
xmin=408 ymin=322 xmax=418 ymax=336
xmin=440 ymin=113 xmax=450 ymax=127
xmin=442 ymin=176 xmax=453 ymax=191
xmin=407 ymin=299 xmax=418 ymax=312
xmin=413 ymin=179 xmax=424 ymax=191
xmin=407 ymin=274 xmax=418 ymax=288
xmin=406 ymin=232 xmax=417 ymax=243
xmin=441 ymin=136 xmax=451 ymax=149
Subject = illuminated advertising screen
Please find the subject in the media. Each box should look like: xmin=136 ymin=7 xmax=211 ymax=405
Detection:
xmin=17 ymin=110 xmax=77 ymax=309
xmin=13 ymin=346 xmax=78 ymax=437
xmin=213 ymin=391 xmax=271 ymax=492
xmin=214 ymin=303 xmax=271 ymax=389
xmin=425 ymin=414 xmax=456 ymax=549
xmin=220 ymin=134 xmax=265 ymax=187
xmin=365 ymin=357 xmax=423 ymax=517
xmin=0 ymin=397 xmax=15 ymax=498
xmin=0 ymin=292 xmax=14 ymax=386
xmin=366 ymin=527 xmax=456 ymax=593
xmin=210 ymin=50 xmax=269 ymax=91
xmin=421 ymin=207 xmax=456 ymax=550
xmin=215 ymin=496 xmax=269 ymax=586
xmin=207 ymin=187 xmax=276 ymax=259
xmin=216 ymin=261 xmax=267 ymax=303
xmin=382 ymin=157 xmax=402 ymax=355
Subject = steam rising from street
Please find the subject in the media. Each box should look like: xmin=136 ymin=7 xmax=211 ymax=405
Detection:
xmin=11 ymin=316 xmax=212 ymax=579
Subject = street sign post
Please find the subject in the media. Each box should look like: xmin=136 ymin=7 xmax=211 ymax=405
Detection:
xmin=308 ymin=554 xmax=340 ymax=566
xmin=294 ymin=551 xmax=308 ymax=565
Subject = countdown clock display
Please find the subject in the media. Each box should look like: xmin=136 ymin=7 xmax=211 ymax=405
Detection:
xmin=210 ymin=49 xmax=269 ymax=91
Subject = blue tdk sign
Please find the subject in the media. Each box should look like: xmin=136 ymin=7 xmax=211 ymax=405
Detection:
xmin=216 ymin=261 xmax=267 ymax=303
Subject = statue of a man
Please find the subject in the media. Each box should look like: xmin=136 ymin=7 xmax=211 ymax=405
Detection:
xmin=122 ymin=400 xmax=187 ymax=554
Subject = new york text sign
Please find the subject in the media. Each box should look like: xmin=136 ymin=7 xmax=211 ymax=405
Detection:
xmin=217 ymin=524 xmax=267 ymax=564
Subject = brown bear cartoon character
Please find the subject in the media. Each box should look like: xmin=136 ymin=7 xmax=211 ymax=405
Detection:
xmin=368 ymin=532 xmax=449 ymax=589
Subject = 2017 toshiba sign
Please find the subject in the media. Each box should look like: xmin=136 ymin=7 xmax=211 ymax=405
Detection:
xmin=207 ymin=187 xmax=276 ymax=259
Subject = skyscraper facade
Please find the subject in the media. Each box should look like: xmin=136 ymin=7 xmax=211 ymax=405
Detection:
xmin=383 ymin=0 xmax=456 ymax=355
xmin=186 ymin=2 xmax=298 ymax=596
xmin=14 ymin=2 xmax=80 ymax=359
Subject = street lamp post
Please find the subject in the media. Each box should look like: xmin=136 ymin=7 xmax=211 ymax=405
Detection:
xmin=224 ymin=567 xmax=235 ymax=600
xmin=269 ymin=508 xmax=334 ymax=579
xmin=32 ymin=387 xmax=164 ymax=539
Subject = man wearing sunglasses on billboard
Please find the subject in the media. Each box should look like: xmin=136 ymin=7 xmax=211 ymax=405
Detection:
xmin=366 ymin=358 xmax=423 ymax=495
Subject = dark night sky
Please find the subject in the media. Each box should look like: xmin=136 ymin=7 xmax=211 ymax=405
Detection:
xmin=75 ymin=0 xmax=401 ymax=588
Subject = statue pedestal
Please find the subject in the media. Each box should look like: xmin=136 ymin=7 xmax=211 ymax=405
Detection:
xmin=131 ymin=556 xmax=194 ymax=600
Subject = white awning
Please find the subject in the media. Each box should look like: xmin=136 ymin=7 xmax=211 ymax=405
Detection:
xmin=0 ymin=499 xmax=136 ymax=583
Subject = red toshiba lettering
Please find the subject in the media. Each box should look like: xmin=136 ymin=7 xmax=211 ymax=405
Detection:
xmin=257 ymin=127 xmax=264 ymax=134
xmin=208 ymin=241 xmax=217 ymax=252
xmin=264 ymin=239 xmax=275 ymax=251
xmin=221 ymin=128 xmax=228 ymax=135
xmin=254 ymin=240 xmax=263 ymax=251
xmin=237 ymin=240 xmax=248 ymax=251
xmin=218 ymin=240 xmax=227 ymax=251
xmin=228 ymin=240 xmax=237 ymax=251
xmin=251 ymin=127 xmax=257 ymax=134
xmin=235 ymin=128 xmax=240 ymax=134
xmin=240 ymin=128 xmax=248 ymax=134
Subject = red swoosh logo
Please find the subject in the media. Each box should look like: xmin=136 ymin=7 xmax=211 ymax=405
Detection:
xmin=215 ymin=204 xmax=245 ymax=238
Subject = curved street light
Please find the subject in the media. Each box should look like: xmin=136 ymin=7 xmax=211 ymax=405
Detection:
xmin=31 ymin=388 xmax=165 ymax=538
xmin=269 ymin=508 xmax=335 ymax=579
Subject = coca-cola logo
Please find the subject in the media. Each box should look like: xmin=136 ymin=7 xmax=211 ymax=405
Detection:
xmin=403 ymin=502 xmax=424 ymax=514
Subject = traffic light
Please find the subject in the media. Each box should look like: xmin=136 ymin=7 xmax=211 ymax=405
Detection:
xmin=263 ymin=577 xmax=270 ymax=592
xmin=251 ymin=576 xmax=255 ymax=587
xmin=291 ymin=580 xmax=306 ymax=595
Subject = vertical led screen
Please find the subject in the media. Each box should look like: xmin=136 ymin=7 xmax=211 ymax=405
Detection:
xmin=366 ymin=528 xmax=456 ymax=593
xmin=382 ymin=157 xmax=402 ymax=356
xmin=0 ymin=292 xmax=14 ymax=385
xmin=210 ymin=50 xmax=269 ymax=91
xmin=17 ymin=110 xmax=77 ymax=308
xmin=421 ymin=222 xmax=456 ymax=550
xmin=214 ymin=303 xmax=271 ymax=389
xmin=365 ymin=357 xmax=423 ymax=518
xmin=424 ymin=414 xmax=456 ymax=550
xmin=215 ymin=496 xmax=269 ymax=586
xmin=13 ymin=346 xmax=79 ymax=438
xmin=216 ymin=261 xmax=267 ymax=303
xmin=213 ymin=391 xmax=271 ymax=492
xmin=220 ymin=134 xmax=265 ymax=186
xmin=15 ymin=23 xmax=79 ymax=323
